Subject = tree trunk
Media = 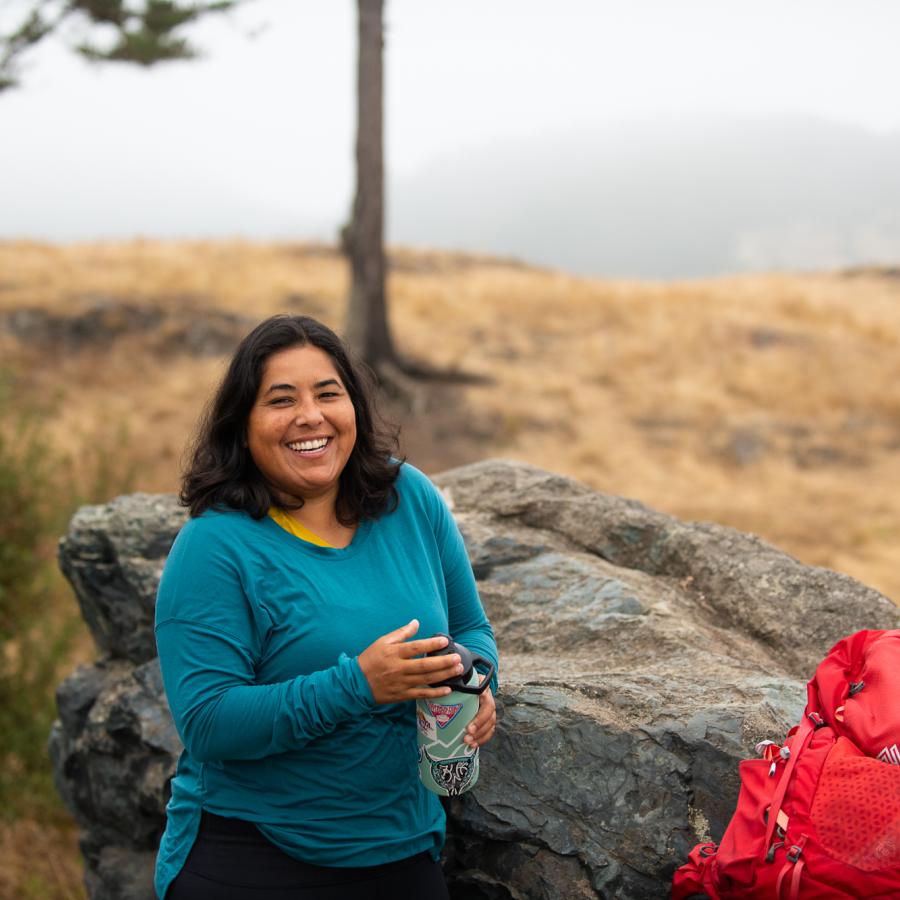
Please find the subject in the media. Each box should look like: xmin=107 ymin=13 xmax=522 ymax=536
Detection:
xmin=344 ymin=0 xmax=395 ymax=369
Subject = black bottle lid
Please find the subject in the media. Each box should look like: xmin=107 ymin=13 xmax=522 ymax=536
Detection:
xmin=426 ymin=633 xmax=494 ymax=695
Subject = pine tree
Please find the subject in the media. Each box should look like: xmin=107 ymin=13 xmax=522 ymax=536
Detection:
xmin=344 ymin=0 xmax=397 ymax=371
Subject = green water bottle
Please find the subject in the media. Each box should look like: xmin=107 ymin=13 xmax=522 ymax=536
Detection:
xmin=415 ymin=635 xmax=495 ymax=796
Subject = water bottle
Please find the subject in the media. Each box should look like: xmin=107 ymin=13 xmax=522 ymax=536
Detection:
xmin=415 ymin=634 xmax=495 ymax=796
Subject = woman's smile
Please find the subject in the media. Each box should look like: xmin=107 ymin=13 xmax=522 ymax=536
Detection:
xmin=286 ymin=437 xmax=331 ymax=454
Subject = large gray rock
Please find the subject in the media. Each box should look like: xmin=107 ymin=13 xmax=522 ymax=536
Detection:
xmin=58 ymin=494 xmax=187 ymax=663
xmin=49 ymin=658 xmax=179 ymax=900
xmin=433 ymin=462 xmax=899 ymax=898
xmin=438 ymin=460 xmax=893 ymax=675
xmin=51 ymin=460 xmax=900 ymax=900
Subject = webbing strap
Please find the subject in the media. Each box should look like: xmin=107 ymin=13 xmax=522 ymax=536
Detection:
xmin=790 ymin=858 xmax=806 ymax=900
xmin=775 ymin=833 xmax=809 ymax=899
xmin=764 ymin=717 xmax=816 ymax=854
xmin=776 ymin=861 xmax=791 ymax=898
xmin=775 ymin=852 xmax=806 ymax=899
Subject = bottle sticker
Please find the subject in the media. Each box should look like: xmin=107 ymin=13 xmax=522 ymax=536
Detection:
xmin=423 ymin=747 xmax=477 ymax=796
xmin=426 ymin=701 xmax=463 ymax=729
xmin=417 ymin=708 xmax=437 ymax=741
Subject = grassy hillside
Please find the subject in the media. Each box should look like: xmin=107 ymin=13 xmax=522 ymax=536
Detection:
xmin=0 ymin=239 xmax=898 ymax=897
xmin=3 ymin=239 xmax=897 ymax=597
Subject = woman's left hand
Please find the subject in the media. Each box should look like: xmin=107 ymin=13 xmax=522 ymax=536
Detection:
xmin=463 ymin=674 xmax=496 ymax=749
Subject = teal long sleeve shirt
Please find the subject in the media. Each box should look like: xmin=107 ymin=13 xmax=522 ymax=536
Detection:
xmin=153 ymin=463 xmax=498 ymax=898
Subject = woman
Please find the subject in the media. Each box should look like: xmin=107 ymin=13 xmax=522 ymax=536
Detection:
xmin=154 ymin=315 xmax=499 ymax=899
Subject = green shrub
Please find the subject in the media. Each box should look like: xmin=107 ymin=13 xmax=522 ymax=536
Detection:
xmin=0 ymin=423 xmax=52 ymax=640
xmin=0 ymin=375 xmax=135 ymax=821
xmin=0 ymin=391 xmax=73 ymax=818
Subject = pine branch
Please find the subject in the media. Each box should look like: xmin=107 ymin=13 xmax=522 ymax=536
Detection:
xmin=0 ymin=0 xmax=242 ymax=88
xmin=77 ymin=27 xmax=194 ymax=65
xmin=0 ymin=5 xmax=67 ymax=92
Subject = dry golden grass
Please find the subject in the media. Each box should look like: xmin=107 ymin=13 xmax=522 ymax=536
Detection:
xmin=395 ymin=264 xmax=900 ymax=598
xmin=0 ymin=819 xmax=86 ymax=900
xmin=1 ymin=239 xmax=899 ymax=896
xmin=1 ymin=240 xmax=898 ymax=599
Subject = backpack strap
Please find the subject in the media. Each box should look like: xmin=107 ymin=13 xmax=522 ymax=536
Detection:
xmin=763 ymin=715 xmax=818 ymax=857
xmin=775 ymin=834 xmax=808 ymax=900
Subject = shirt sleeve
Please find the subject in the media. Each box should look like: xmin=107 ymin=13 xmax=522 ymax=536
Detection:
xmin=423 ymin=477 xmax=500 ymax=695
xmin=155 ymin=519 xmax=375 ymax=763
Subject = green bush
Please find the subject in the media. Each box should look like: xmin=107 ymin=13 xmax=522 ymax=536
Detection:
xmin=0 ymin=396 xmax=73 ymax=818
xmin=0 ymin=423 xmax=51 ymax=640
xmin=0 ymin=376 xmax=135 ymax=821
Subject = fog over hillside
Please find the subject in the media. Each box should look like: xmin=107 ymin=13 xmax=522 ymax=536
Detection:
xmin=391 ymin=115 xmax=900 ymax=278
xmin=4 ymin=110 xmax=900 ymax=279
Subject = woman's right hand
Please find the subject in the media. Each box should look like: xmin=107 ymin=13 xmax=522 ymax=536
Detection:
xmin=358 ymin=619 xmax=464 ymax=704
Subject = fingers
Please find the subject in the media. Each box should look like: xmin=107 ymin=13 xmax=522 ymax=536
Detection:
xmin=410 ymin=654 xmax=463 ymax=679
xmin=359 ymin=623 xmax=461 ymax=703
xmin=395 ymin=635 xmax=451 ymax=658
xmin=463 ymin=682 xmax=497 ymax=749
xmin=381 ymin=623 xmax=450 ymax=658
xmin=382 ymin=618 xmax=421 ymax=645
xmin=398 ymin=660 xmax=463 ymax=692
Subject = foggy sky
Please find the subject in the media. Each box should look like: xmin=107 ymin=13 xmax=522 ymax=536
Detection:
xmin=2 ymin=0 xmax=900 ymax=276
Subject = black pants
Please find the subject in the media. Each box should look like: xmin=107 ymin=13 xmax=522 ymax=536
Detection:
xmin=165 ymin=810 xmax=450 ymax=900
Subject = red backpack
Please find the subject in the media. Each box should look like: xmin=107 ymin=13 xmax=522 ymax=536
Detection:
xmin=672 ymin=629 xmax=900 ymax=900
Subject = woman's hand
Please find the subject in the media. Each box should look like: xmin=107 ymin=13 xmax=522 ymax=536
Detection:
xmin=358 ymin=619 xmax=464 ymax=704
xmin=463 ymin=674 xmax=497 ymax=749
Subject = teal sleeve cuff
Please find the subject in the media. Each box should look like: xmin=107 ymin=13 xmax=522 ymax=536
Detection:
xmin=341 ymin=652 xmax=376 ymax=709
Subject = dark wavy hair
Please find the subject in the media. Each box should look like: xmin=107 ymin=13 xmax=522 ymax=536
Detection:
xmin=181 ymin=315 xmax=402 ymax=523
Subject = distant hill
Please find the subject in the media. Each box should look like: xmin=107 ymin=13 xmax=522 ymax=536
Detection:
xmin=390 ymin=115 xmax=900 ymax=278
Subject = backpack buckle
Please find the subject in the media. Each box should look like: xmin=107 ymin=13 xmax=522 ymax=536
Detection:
xmin=787 ymin=835 xmax=808 ymax=863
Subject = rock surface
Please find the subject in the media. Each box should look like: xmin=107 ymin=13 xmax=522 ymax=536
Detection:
xmin=51 ymin=460 xmax=900 ymax=900
xmin=58 ymin=493 xmax=187 ymax=665
xmin=1 ymin=300 xmax=251 ymax=356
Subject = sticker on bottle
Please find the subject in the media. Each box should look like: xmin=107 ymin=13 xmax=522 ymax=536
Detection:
xmin=426 ymin=700 xmax=463 ymax=729
xmin=417 ymin=708 xmax=437 ymax=741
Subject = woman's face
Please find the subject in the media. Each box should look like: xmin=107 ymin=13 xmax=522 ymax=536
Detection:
xmin=246 ymin=344 xmax=358 ymax=505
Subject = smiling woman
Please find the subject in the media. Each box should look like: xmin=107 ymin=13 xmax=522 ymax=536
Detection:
xmin=156 ymin=315 xmax=499 ymax=900
xmin=246 ymin=345 xmax=359 ymax=547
